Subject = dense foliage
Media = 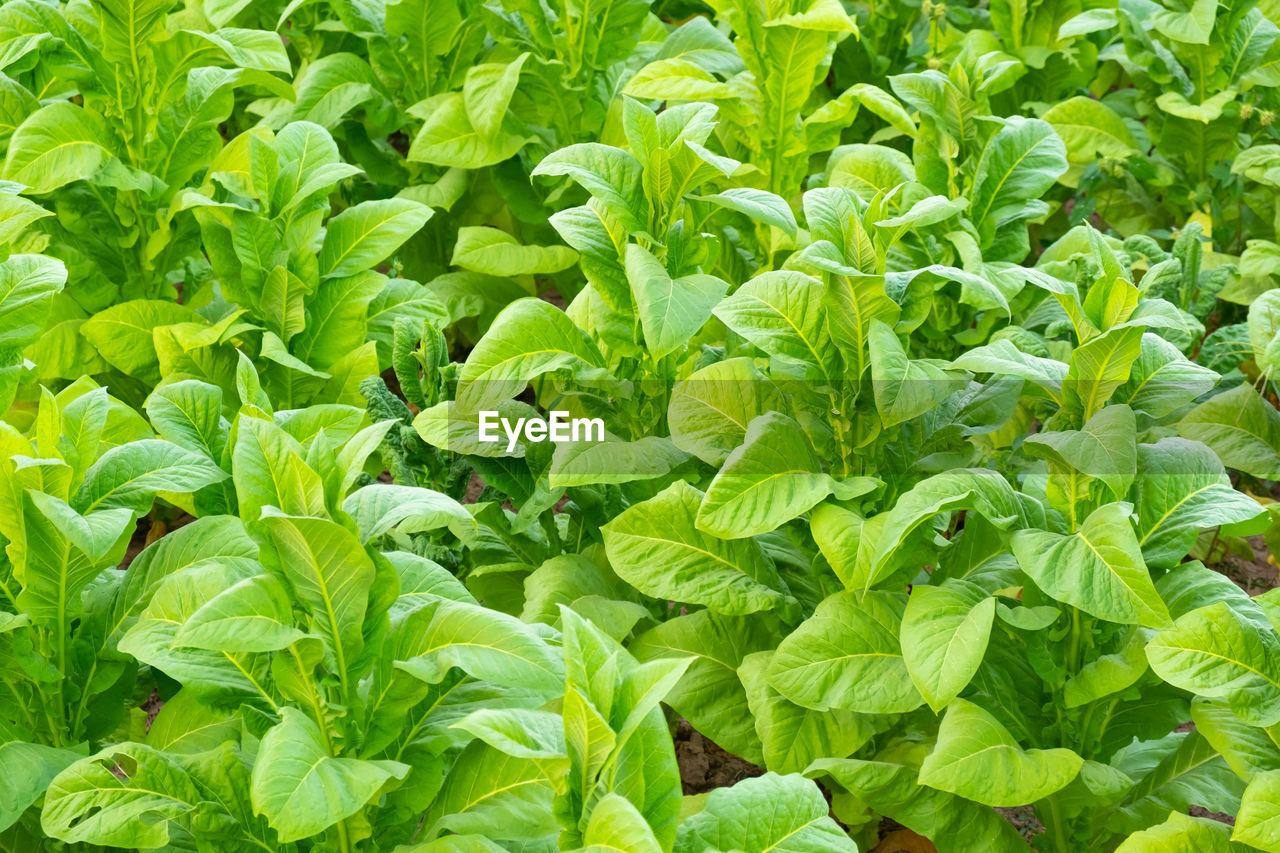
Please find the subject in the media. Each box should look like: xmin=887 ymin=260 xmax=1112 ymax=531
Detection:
xmin=5 ymin=0 xmax=1280 ymax=851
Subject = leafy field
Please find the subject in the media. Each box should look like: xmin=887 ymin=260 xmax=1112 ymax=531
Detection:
xmin=6 ymin=0 xmax=1280 ymax=850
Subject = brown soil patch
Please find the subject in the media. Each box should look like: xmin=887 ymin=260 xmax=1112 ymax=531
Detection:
xmin=1215 ymin=535 xmax=1278 ymax=595
xmin=674 ymin=719 xmax=764 ymax=795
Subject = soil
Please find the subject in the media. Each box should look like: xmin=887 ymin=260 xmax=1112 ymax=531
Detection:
xmin=1215 ymin=535 xmax=1279 ymax=595
xmin=142 ymin=689 xmax=164 ymax=732
xmin=673 ymin=719 xmax=764 ymax=795
xmin=995 ymin=806 xmax=1044 ymax=843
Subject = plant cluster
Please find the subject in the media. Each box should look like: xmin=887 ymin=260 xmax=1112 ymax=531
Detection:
xmin=5 ymin=0 xmax=1280 ymax=852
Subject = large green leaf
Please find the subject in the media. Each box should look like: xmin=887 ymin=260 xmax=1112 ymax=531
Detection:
xmin=870 ymin=319 xmax=964 ymax=426
xmin=1147 ymin=602 xmax=1280 ymax=727
xmin=1180 ymin=384 xmax=1280 ymax=480
xmin=632 ymin=610 xmax=777 ymax=764
xmin=602 ymin=481 xmax=788 ymax=615
xmin=4 ymin=102 xmax=116 ymax=193
xmin=458 ymin=298 xmax=605 ymax=407
xmin=453 ymin=226 xmax=577 ymax=277
xmin=319 ymin=199 xmax=432 ymax=279
xmin=809 ymin=758 xmax=1032 ymax=852
xmin=739 ymin=651 xmax=879 ymax=774
xmin=1012 ymin=502 xmax=1171 ymax=628
xmin=969 ymin=117 xmax=1066 ymax=238
xmin=1044 ymin=97 xmax=1139 ymax=162
xmin=73 ymin=439 xmax=229 ymax=514
xmin=674 ymin=772 xmax=857 ymax=853
xmin=696 ymin=412 xmax=876 ymax=538
xmin=767 ymin=590 xmax=922 ymax=713
xmin=251 ymin=708 xmax=407 ymax=842
xmin=0 ymin=739 xmax=82 ymax=833
xmin=41 ymin=744 xmax=207 ymax=848
xmin=625 ymin=243 xmax=727 ymax=359
xmin=902 ymin=580 xmax=996 ymax=712
xmin=1235 ymin=769 xmax=1280 ymax=851
xmin=668 ymin=357 xmax=783 ymax=465
xmin=714 ymin=270 xmax=835 ymax=374
xmin=393 ymin=598 xmax=565 ymax=693
xmin=0 ymin=254 xmax=64 ymax=350
xmin=918 ymin=699 xmax=1083 ymax=807
xmin=408 ymin=92 xmax=527 ymax=169
xmin=258 ymin=512 xmax=375 ymax=682
xmin=1133 ymin=438 xmax=1265 ymax=569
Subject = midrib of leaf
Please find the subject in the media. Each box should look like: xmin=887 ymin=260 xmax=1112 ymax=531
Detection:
xmin=324 ymin=208 xmax=417 ymax=275
xmin=1077 ymin=530 xmax=1144 ymax=615
xmin=1138 ymin=481 xmax=1218 ymax=546
xmin=611 ymin=521 xmax=777 ymax=592
xmin=1153 ymin=641 xmax=1280 ymax=687
xmin=740 ymin=292 xmax=826 ymax=370
xmin=973 ymin=132 xmax=1053 ymax=227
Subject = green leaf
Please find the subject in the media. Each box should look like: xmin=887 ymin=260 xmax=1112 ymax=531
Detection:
xmin=393 ymin=598 xmax=564 ymax=693
xmin=1113 ymin=333 xmax=1218 ymax=418
xmin=172 ymin=572 xmax=306 ymax=653
xmin=1063 ymin=324 xmax=1145 ymax=419
xmin=767 ymin=590 xmax=922 ymax=713
xmin=739 ymin=652 xmax=879 ymax=774
xmin=693 ymin=188 xmax=798 ymax=236
xmin=668 ymin=358 xmax=783 ymax=465
xmin=1044 ymin=97 xmax=1139 ymax=162
xmin=602 ymin=481 xmax=788 ymax=615
xmin=319 ymin=199 xmax=432 ymax=279
xmin=1022 ymin=403 xmax=1137 ymax=502
xmin=423 ymin=741 xmax=558 ymax=840
xmin=714 ymin=270 xmax=835 ymax=373
xmin=455 ymin=708 xmax=566 ymax=760
xmin=870 ymin=319 xmax=964 ymax=427
xmin=582 ymin=793 xmax=664 ymax=853
xmin=464 ymin=54 xmax=529 ymax=137
xmin=532 ymin=143 xmax=647 ymax=234
xmin=674 ymin=772 xmax=857 ymax=853
xmin=1180 ymin=384 xmax=1280 ymax=480
xmin=632 ymin=611 xmax=778 ymax=764
xmin=342 ymin=483 xmax=477 ymax=543
xmin=1153 ymin=0 xmax=1217 ymax=44
xmin=73 ymin=439 xmax=230 ymax=514
xmin=1191 ymin=699 xmax=1280 ymax=782
xmin=81 ymin=299 xmax=201 ymax=384
xmin=41 ymin=744 xmax=206 ymax=848
xmin=1013 ymin=502 xmax=1171 ymax=628
xmin=452 ymin=226 xmax=577 ymax=277
xmin=918 ymin=699 xmax=1083 ymax=807
xmin=0 ymin=254 xmax=64 ymax=349
xmin=549 ymin=435 xmax=689 ymax=488
xmin=1147 ymin=602 xmax=1280 ymax=727
xmin=1235 ymin=770 xmax=1280 ymax=850
xmin=4 ymin=103 xmax=116 ymax=194
xmin=457 ymin=298 xmax=605 ymax=407
xmin=408 ymin=92 xmax=528 ymax=169
xmin=697 ymin=412 xmax=877 ymax=538
xmin=1134 ymin=438 xmax=1265 ymax=568
xmin=0 ymin=739 xmax=82 ymax=833
xmin=902 ymin=580 xmax=996 ymax=712
xmin=259 ymin=512 xmax=376 ymax=679
xmin=1116 ymin=812 xmax=1237 ymax=851
xmin=969 ymin=116 xmax=1067 ymax=234
xmin=625 ymin=243 xmax=727 ymax=359
xmin=144 ymin=380 xmax=228 ymax=461
xmin=1156 ymin=90 xmax=1237 ymax=123
xmin=251 ymin=708 xmax=407 ymax=842
xmin=808 ymin=758 xmax=1031 ymax=852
